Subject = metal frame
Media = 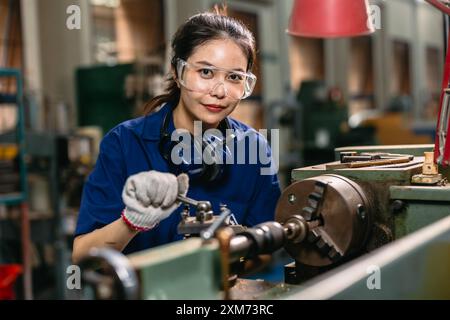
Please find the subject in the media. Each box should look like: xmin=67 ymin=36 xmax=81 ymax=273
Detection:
xmin=0 ymin=68 xmax=32 ymax=299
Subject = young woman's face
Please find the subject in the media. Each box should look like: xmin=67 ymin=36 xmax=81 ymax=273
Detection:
xmin=176 ymin=39 xmax=249 ymax=127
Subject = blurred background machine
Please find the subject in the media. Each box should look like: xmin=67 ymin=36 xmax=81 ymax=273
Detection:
xmin=76 ymin=55 xmax=165 ymax=135
xmin=78 ymin=145 xmax=450 ymax=300
xmin=296 ymin=80 xmax=377 ymax=166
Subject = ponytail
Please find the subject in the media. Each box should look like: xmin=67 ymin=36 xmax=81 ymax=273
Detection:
xmin=143 ymin=76 xmax=180 ymax=114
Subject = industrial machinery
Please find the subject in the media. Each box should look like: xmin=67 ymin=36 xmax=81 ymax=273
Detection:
xmin=77 ymin=145 xmax=450 ymax=300
xmin=278 ymin=145 xmax=450 ymax=285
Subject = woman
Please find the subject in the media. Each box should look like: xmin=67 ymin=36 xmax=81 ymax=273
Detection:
xmin=72 ymin=9 xmax=281 ymax=263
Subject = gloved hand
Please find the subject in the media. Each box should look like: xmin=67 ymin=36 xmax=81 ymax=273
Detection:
xmin=121 ymin=171 xmax=189 ymax=232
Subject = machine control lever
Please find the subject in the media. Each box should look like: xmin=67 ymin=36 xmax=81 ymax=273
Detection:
xmin=177 ymin=195 xmax=212 ymax=213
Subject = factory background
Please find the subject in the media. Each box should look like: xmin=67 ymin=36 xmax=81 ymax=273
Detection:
xmin=0 ymin=0 xmax=448 ymax=300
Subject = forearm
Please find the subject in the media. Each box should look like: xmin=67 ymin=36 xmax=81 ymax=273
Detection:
xmin=72 ymin=217 xmax=139 ymax=264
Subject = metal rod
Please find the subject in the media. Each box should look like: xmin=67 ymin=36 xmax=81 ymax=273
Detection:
xmin=438 ymin=90 xmax=450 ymax=163
xmin=444 ymin=13 xmax=449 ymax=57
xmin=20 ymin=202 xmax=32 ymax=300
xmin=201 ymin=207 xmax=231 ymax=241
xmin=176 ymin=195 xmax=199 ymax=207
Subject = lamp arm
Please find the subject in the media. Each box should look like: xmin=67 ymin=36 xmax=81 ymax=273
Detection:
xmin=425 ymin=0 xmax=450 ymax=16
xmin=427 ymin=0 xmax=450 ymax=166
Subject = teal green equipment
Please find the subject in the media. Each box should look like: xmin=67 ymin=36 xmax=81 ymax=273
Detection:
xmin=76 ymin=64 xmax=135 ymax=135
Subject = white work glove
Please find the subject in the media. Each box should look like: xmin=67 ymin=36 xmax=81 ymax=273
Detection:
xmin=121 ymin=171 xmax=189 ymax=232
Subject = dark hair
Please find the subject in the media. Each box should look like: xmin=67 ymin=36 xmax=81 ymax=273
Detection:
xmin=144 ymin=9 xmax=256 ymax=114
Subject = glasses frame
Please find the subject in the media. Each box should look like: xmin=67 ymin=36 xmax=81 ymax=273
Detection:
xmin=176 ymin=58 xmax=257 ymax=100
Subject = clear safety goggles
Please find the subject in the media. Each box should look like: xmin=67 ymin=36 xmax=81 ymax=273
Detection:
xmin=176 ymin=58 xmax=257 ymax=100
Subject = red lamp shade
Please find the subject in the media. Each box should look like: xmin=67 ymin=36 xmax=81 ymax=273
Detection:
xmin=287 ymin=0 xmax=375 ymax=38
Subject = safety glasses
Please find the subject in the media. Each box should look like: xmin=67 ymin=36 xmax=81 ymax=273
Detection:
xmin=176 ymin=58 xmax=257 ymax=100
